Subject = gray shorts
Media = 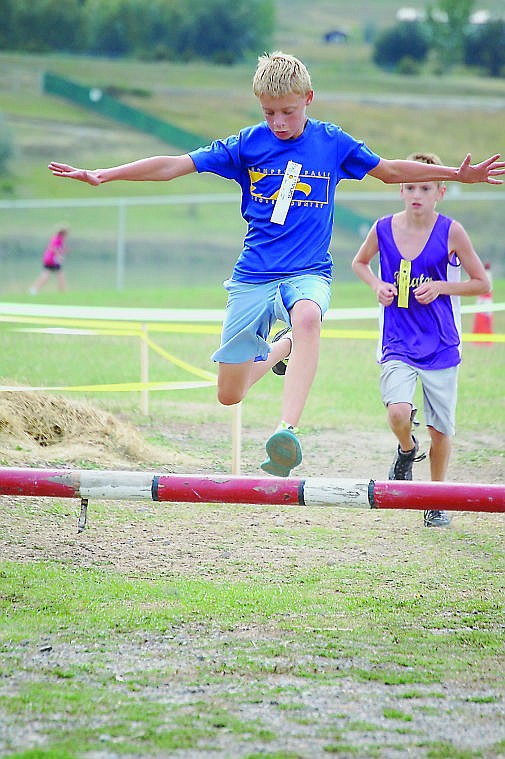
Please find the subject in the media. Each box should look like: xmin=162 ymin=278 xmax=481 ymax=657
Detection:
xmin=380 ymin=360 xmax=459 ymax=436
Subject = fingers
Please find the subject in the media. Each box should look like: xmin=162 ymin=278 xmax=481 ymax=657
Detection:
xmin=377 ymin=284 xmax=396 ymax=306
xmin=48 ymin=162 xmax=76 ymax=176
xmin=488 ymin=161 xmax=505 ymax=173
xmin=47 ymin=162 xmax=98 ymax=184
xmin=414 ymin=286 xmax=438 ymax=303
xmin=48 ymin=162 xmax=72 ymax=170
xmin=483 ymin=154 xmax=501 ymax=166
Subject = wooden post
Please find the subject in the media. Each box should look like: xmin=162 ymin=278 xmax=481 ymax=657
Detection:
xmin=140 ymin=324 xmax=149 ymax=415
xmin=231 ymin=402 xmax=242 ymax=474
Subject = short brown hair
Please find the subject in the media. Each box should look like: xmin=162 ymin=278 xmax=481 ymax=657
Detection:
xmin=252 ymin=51 xmax=312 ymax=98
xmin=407 ymin=152 xmax=445 ymax=187
xmin=406 ymin=151 xmax=442 ymax=166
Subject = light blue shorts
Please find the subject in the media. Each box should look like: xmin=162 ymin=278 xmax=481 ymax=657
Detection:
xmin=380 ymin=360 xmax=459 ymax=436
xmin=212 ymin=274 xmax=331 ymax=364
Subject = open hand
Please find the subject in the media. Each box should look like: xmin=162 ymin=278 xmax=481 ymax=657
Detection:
xmin=48 ymin=162 xmax=100 ymax=186
xmin=456 ymin=153 xmax=505 ymax=184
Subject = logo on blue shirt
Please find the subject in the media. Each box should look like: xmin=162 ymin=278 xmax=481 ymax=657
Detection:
xmin=248 ymin=167 xmax=330 ymax=207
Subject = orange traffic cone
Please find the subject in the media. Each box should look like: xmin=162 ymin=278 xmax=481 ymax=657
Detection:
xmin=472 ymin=262 xmax=493 ymax=346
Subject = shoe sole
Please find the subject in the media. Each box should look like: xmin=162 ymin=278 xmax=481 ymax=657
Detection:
xmin=261 ymin=430 xmax=302 ymax=477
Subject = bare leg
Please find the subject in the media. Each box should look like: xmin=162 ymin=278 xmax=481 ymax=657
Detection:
xmin=259 ymin=300 xmax=322 ymax=475
xmin=244 ymin=298 xmax=322 ymax=426
xmin=217 ymin=331 xmax=295 ymax=407
xmin=427 ymin=425 xmax=451 ymax=481
xmin=279 ymin=299 xmax=321 ymax=427
xmin=217 ymin=360 xmax=255 ymax=406
xmin=56 ymin=271 xmax=67 ymax=292
xmin=218 ymin=298 xmax=322 ymax=425
xmin=243 ymin=333 xmax=293 ymax=389
xmin=217 ymin=300 xmax=322 ymax=477
xmin=29 ymin=270 xmax=51 ymax=294
xmin=387 ymin=402 xmax=415 ymax=451
xmin=423 ymin=425 xmax=452 ymax=527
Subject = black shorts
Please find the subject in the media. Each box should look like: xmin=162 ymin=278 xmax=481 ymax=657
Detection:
xmin=44 ymin=263 xmax=61 ymax=271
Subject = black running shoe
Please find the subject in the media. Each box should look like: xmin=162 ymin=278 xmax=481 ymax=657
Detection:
xmin=271 ymin=327 xmax=292 ymax=376
xmin=388 ymin=436 xmax=426 ymax=480
xmin=424 ymin=510 xmax=451 ymax=528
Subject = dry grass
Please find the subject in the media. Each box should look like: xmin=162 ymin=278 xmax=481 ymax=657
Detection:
xmin=0 ymin=388 xmax=191 ymax=470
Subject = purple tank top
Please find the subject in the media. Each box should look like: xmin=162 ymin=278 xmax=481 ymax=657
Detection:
xmin=376 ymin=213 xmax=461 ymax=369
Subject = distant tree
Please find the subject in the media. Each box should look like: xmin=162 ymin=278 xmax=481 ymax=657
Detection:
xmin=8 ymin=0 xmax=84 ymax=52
xmin=0 ymin=0 xmax=273 ymax=63
xmin=173 ymin=0 xmax=274 ymax=64
xmin=137 ymin=0 xmax=187 ymax=60
xmin=464 ymin=19 xmax=505 ymax=77
xmin=373 ymin=22 xmax=430 ymax=70
xmin=0 ymin=0 xmax=14 ymax=49
xmin=425 ymin=0 xmax=475 ymax=70
xmin=84 ymin=0 xmax=273 ymax=63
xmin=84 ymin=0 xmax=145 ymax=56
xmin=0 ymin=113 xmax=14 ymax=174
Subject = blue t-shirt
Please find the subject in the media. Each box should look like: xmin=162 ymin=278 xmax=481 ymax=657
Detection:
xmin=189 ymin=119 xmax=380 ymax=283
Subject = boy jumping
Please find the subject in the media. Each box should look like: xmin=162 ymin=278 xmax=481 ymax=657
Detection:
xmin=49 ymin=52 xmax=504 ymax=477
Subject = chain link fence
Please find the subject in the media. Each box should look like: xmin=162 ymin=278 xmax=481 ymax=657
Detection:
xmin=1 ymin=191 xmax=503 ymax=295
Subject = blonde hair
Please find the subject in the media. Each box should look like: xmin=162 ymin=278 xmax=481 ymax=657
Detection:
xmin=252 ymin=51 xmax=312 ymax=98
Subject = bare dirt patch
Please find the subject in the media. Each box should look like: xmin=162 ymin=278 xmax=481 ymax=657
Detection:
xmin=1 ymin=390 xmax=503 ymax=572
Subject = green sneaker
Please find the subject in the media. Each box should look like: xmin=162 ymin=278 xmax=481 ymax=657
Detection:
xmin=260 ymin=427 xmax=302 ymax=477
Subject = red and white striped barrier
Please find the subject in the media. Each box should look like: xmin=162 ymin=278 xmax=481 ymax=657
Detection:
xmin=1 ymin=468 xmax=503 ymax=512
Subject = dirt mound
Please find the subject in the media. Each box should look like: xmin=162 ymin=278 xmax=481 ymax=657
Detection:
xmin=0 ymin=387 xmax=187 ymax=469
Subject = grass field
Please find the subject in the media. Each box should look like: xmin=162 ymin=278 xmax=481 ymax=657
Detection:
xmin=1 ymin=284 xmax=504 ymax=757
xmin=0 ymin=282 xmax=504 ymax=435
xmin=1 ymin=5 xmax=505 ymax=755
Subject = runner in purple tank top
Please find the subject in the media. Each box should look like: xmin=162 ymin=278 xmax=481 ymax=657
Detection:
xmin=352 ymin=152 xmax=490 ymax=528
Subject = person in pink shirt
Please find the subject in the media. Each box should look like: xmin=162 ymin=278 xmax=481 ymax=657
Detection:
xmin=29 ymin=226 xmax=69 ymax=294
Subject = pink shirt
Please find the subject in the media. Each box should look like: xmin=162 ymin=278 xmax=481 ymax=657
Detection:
xmin=43 ymin=232 xmax=66 ymax=267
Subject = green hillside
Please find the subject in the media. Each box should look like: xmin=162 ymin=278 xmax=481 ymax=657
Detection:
xmin=2 ymin=0 xmax=505 ymax=198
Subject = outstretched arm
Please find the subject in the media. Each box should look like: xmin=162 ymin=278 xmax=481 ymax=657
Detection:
xmin=48 ymin=154 xmax=197 ymax=186
xmin=369 ymin=153 xmax=505 ymax=185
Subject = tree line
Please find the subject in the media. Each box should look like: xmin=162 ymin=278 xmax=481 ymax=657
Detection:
xmin=373 ymin=0 xmax=505 ymax=77
xmin=0 ymin=0 xmax=274 ymax=64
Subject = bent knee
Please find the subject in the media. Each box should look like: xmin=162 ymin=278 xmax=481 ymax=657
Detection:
xmin=217 ymin=388 xmax=244 ymax=406
xmin=387 ymin=402 xmax=412 ymax=424
xmin=291 ymin=303 xmax=322 ymax=337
